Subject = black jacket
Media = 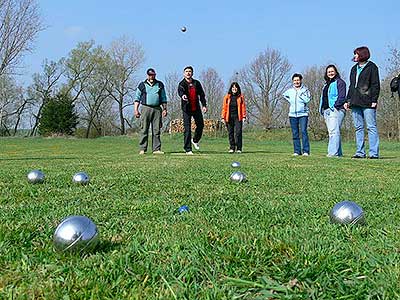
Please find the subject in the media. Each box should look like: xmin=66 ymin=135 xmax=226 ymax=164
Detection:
xmin=178 ymin=78 xmax=206 ymax=112
xmin=347 ymin=61 xmax=380 ymax=108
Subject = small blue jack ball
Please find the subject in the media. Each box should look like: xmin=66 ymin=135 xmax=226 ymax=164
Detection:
xmin=178 ymin=205 xmax=189 ymax=214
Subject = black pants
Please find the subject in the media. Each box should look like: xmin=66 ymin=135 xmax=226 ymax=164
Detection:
xmin=226 ymin=115 xmax=243 ymax=151
xmin=183 ymin=109 xmax=204 ymax=152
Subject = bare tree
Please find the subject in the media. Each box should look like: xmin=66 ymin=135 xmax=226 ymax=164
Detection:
xmin=0 ymin=74 xmax=28 ymax=135
xmin=0 ymin=0 xmax=44 ymax=77
xmin=163 ymin=71 xmax=180 ymax=132
xmin=199 ymin=67 xmax=225 ymax=120
xmin=237 ymin=48 xmax=292 ymax=129
xmin=27 ymin=59 xmax=64 ymax=136
xmin=106 ymin=36 xmax=145 ymax=135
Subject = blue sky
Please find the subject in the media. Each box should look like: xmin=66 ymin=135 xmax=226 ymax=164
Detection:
xmin=25 ymin=0 xmax=399 ymax=84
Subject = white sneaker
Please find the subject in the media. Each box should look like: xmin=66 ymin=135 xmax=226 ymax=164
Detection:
xmin=186 ymin=151 xmax=193 ymax=155
xmin=236 ymin=150 xmax=242 ymax=154
xmin=302 ymin=153 xmax=309 ymax=156
xmin=139 ymin=150 xmax=145 ymax=155
xmin=191 ymin=139 xmax=200 ymax=150
xmin=293 ymin=153 xmax=299 ymax=156
xmin=153 ymin=150 xmax=164 ymax=155
xmin=228 ymin=149 xmax=234 ymax=153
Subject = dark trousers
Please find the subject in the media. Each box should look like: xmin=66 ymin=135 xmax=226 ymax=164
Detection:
xmin=289 ymin=116 xmax=310 ymax=154
xmin=183 ymin=109 xmax=204 ymax=152
xmin=226 ymin=115 xmax=243 ymax=151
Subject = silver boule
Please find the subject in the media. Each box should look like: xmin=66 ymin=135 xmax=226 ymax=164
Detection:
xmin=53 ymin=215 xmax=99 ymax=253
xmin=72 ymin=172 xmax=90 ymax=185
xmin=27 ymin=170 xmax=45 ymax=184
xmin=330 ymin=200 xmax=365 ymax=225
xmin=231 ymin=161 xmax=241 ymax=168
xmin=181 ymin=26 xmax=187 ymax=32
xmin=230 ymin=171 xmax=246 ymax=183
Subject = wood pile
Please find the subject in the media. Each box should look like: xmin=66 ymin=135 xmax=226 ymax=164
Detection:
xmin=169 ymin=119 xmax=224 ymax=133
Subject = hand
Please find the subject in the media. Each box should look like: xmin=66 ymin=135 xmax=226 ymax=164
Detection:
xmin=371 ymin=102 xmax=377 ymax=108
xmin=162 ymin=109 xmax=167 ymax=117
xmin=202 ymin=106 xmax=208 ymax=113
xmin=182 ymin=95 xmax=188 ymax=101
xmin=135 ymin=111 xmax=141 ymax=118
xmin=343 ymin=103 xmax=350 ymax=111
xmin=221 ymin=118 xmax=226 ymax=125
xmin=242 ymin=117 xmax=246 ymax=122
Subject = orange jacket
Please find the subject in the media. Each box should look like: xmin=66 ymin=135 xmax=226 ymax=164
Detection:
xmin=221 ymin=94 xmax=247 ymax=122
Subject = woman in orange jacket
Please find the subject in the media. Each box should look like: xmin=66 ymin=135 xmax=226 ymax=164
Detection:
xmin=221 ymin=82 xmax=247 ymax=153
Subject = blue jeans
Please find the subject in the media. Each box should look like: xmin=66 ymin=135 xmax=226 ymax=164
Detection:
xmin=351 ymin=107 xmax=379 ymax=158
xmin=289 ymin=116 xmax=309 ymax=154
xmin=323 ymin=108 xmax=345 ymax=157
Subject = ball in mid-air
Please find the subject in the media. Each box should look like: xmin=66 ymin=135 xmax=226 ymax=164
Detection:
xmin=72 ymin=172 xmax=90 ymax=185
xmin=329 ymin=200 xmax=365 ymax=225
xmin=53 ymin=215 xmax=99 ymax=253
xmin=181 ymin=26 xmax=187 ymax=32
xmin=27 ymin=170 xmax=45 ymax=184
xmin=230 ymin=171 xmax=246 ymax=183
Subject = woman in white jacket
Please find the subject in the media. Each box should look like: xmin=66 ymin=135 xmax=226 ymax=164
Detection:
xmin=283 ymin=73 xmax=311 ymax=156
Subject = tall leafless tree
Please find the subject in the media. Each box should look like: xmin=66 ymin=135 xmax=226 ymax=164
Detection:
xmin=163 ymin=71 xmax=180 ymax=132
xmin=27 ymin=59 xmax=64 ymax=136
xmin=237 ymin=48 xmax=292 ymax=129
xmin=106 ymin=36 xmax=145 ymax=135
xmin=199 ymin=67 xmax=225 ymax=120
xmin=0 ymin=0 xmax=44 ymax=77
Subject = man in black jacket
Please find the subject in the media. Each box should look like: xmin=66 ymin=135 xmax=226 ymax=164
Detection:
xmin=344 ymin=46 xmax=380 ymax=159
xmin=178 ymin=66 xmax=207 ymax=155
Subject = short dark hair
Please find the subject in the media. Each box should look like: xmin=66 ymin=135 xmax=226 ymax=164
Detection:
xmin=146 ymin=68 xmax=156 ymax=75
xmin=228 ymin=82 xmax=241 ymax=96
xmin=324 ymin=64 xmax=341 ymax=82
xmin=292 ymin=73 xmax=303 ymax=81
xmin=184 ymin=66 xmax=193 ymax=72
xmin=354 ymin=46 xmax=370 ymax=62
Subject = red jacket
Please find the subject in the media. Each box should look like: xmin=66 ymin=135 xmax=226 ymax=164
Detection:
xmin=221 ymin=94 xmax=246 ymax=122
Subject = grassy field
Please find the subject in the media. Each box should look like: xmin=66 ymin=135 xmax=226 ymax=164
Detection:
xmin=1 ymin=132 xmax=400 ymax=299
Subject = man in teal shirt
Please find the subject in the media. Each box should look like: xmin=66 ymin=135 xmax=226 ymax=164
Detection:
xmin=134 ymin=68 xmax=167 ymax=154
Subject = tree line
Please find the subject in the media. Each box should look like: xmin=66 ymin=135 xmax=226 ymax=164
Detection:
xmin=1 ymin=0 xmax=399 ymax=139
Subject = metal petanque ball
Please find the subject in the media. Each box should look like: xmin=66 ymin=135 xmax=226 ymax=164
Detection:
xmin=181 ymin=26 xmax=187 ymax=32
xmin=72 ymin=172 xmax=90 ymax=185
xmin=178 ymin=205 xmax=189 ymax=214
xmin=329 ymin=200 xmax=365 ymax=225
xmin=27 ymin=170 xmax=45 ymax=184
xmin=231 ymin=161 xmax=241 ymax=168
xmin=53 ymin=215 xmax=99 ymax=253
xmin=230 ymin=171 xmax=246 ymax=183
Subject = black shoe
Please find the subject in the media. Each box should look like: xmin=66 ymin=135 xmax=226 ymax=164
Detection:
xmin=352 ymin=155 xmax=366 ymax=159
xmin=368 ymin=156 xmax=379 ymax=159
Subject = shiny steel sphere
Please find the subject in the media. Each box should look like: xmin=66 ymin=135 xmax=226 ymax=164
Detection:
xmin=330 ymin=200 xmax=365 ymax=225
xmin=72 ymin=172 xmax=90 ymax=185
xmin=231 ymin=161 xmax=241 ymax=168
xmin=230 ymin=171 xmax=246 ymax=183
xmin=27 ymin=170 xmax=45 ymax=184
xmin=178 ymin=205 xmax=189 ymax=214
xmin=53 ymin=215 xmax=99 ymax=253
xmin=181 ymin=26 xmax=187 ymax=32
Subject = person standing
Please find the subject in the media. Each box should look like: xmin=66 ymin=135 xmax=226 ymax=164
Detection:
xmin=178 ymin=66 xmax=207 ymax=155
xmin=283 ymin=73 xmax=312 ymax=156
xmin=221 ymin=82 xmax=247 ymax=153
xmin=344 ymin=46 xmax=380 ymax=159
xmin=134 ymin=68 xmax=167 ymax=155
xmin=319 ymin=65 xmax=347 ymax=157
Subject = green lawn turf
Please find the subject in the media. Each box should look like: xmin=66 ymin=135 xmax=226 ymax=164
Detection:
xmin=1 ymin=133 xmax=400 ymax=299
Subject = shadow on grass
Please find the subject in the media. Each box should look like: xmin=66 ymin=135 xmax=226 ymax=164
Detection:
xmin=0 ymin=156 xmax=78 ymax=161
xmin=95 ymin=239 xmax=124 ymax=253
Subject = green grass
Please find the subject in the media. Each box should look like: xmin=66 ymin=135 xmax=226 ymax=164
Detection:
xmin=1 ymin=133 xmax=400 ymax=299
